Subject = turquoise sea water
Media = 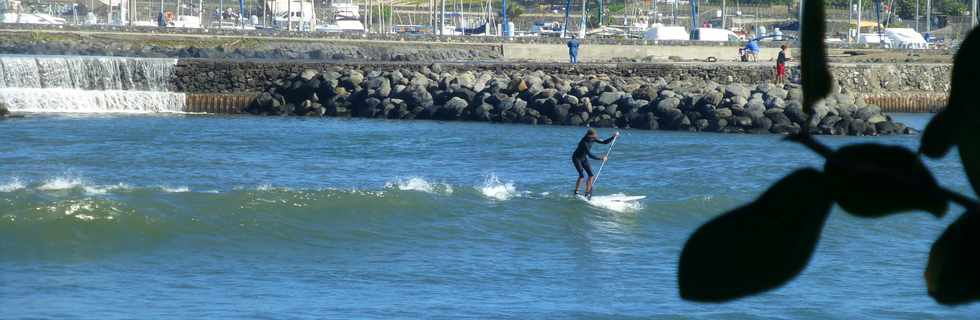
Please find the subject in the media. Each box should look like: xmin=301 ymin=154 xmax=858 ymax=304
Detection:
xmin=2 ymin=113 xmax=978 ymax=319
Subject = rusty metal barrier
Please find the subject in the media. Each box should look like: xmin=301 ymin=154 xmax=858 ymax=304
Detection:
xmin=862 ymin=93 xmax=948 ymax=113
xmin=185 ymin=93 xmax=258 ymax=114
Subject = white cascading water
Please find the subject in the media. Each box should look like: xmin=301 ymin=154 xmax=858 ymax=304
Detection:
xmin=0 ymin=55 xmax=186 ymax=113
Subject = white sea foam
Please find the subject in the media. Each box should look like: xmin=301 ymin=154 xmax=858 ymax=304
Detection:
xmin=35 ymin=176 xmax=132 ymax=194
xmin=161 ymin=186 xmax=191 ymax=193
xmin=83 ymin=183 xmax=131 ymax=195
xmin=0 ymin=178 xmax=26 ymax=192
xmin=479 ymin=174 xmax=518 ymax=201
xmin=584 ymin=193 xmax=645 ymax=213
xmin=37 ymin=176 xmax=84 ymax=191
xmin=386 ymin=177 xmax=453 ymax=195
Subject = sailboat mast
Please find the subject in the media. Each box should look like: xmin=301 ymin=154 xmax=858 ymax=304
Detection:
xmin=501 ymin=0 xmax=508 ymax=37
xmin=562 ymin=0 xmax=572 ymax=38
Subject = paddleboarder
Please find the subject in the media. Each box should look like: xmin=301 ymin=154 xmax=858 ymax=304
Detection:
xmin=572 ymin=128 xmax=619 ymax=198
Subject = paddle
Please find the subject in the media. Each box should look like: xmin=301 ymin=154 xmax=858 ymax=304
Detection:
xmin=590 ymin=133 xmax=619 ymax=198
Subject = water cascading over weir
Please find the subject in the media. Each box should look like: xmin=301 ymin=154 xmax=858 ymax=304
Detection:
xmin=0 ymin=55 xmax=186 ymax=113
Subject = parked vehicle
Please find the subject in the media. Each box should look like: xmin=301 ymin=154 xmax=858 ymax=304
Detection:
xmin=691 ymin=28 xmax=739 ymax=42
xmin=642 ymin=24 xmax=689 ymax=41
xmin=1 ymin=12 xmax=66 ymax=24
xmin=884 ymin=28 xmax=928 ymax=49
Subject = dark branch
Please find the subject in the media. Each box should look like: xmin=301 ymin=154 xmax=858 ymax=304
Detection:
xmin=785 ymin=133 xmax=833 ymax=158
xmin=940 ymin=187 xmax=980 ymax=212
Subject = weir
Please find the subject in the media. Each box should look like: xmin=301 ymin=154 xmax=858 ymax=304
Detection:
xmin=0 ymin=55 xmax=186 ymax=113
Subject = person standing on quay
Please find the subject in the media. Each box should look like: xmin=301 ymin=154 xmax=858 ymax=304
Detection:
xmin=776 ymin=45 xmax=791 ymax=83
xmin=567 ymin=35 xmax=581 ymax=65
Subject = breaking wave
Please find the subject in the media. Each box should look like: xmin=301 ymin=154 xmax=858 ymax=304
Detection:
xmin=477 ymin=174 xmax=519 ymax=201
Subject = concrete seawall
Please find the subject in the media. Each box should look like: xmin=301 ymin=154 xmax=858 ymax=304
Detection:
xmin=504 ymin=44 xmax=783 ymax=62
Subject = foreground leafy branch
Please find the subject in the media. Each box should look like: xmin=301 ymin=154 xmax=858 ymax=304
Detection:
xmin=677 ymin=0 xmax=980 ymax=305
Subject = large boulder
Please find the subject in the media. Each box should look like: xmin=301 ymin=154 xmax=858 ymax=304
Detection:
xmin=366 ymin=77 xmax=392 ymax=98
xmin=867 ymin=114 xmax=888 ymax=124
xmin=456 ymin=71 xmax=477 ymax=89
xmin=786 ymin=87 xmax=803 ymax=101
xmin=701 ymin=91 xmax=724 ymax=106
xmin=631 ymin=112 xmax=659 ymax=130
xmin=714 ymin=107 xmax=734 ymax=119
xmin=347 ymin=70 xmax=365 ymax=86
xmin=444 ymin=96 xmax=469 ymax=110
xmin=768 ymin=87 xmax=788 ymax=100
xmin=766 ymin=109 xmax=792 ymax=127
xmin=856 ymin=105 xmax=882 ymax=121
xmin=771 ymin=123 xmax=802 ymax=134
xmin=1 ymin=101 xmax=10 ymax=117
xmin=724 ymin=84 xmax=750 ymax=99
xmin=655 ymin=97 xmax=681 ymax=115
xmin=784 ymin=102 xmax=808 ymax=125
xmin=658 ymin=108 xmax=688 ymax=130
xmin=300 ymin=69 xmax=319 ymax=81
xmin=848 ymin=119 xmax=867 ymax=135
xmin=597 ymin=91 xmax=624 ymax=106
xmin=400 ymin=84 xmax=434 ymax=108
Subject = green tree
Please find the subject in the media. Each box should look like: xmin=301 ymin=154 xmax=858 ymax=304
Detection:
xmin=677 ymin=0 xmax=980 ymax=306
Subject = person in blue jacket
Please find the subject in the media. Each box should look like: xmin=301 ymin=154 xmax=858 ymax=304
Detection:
xmin=744 ymin=39 xmax=760 ymax=62
xmin=567 ymin=35 xmax=581 ymax=64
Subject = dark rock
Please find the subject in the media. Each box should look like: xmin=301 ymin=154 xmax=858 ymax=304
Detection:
xmin=848 ymin=119 xmax=867 ymax=136
xmin=856 ymin=105 xmax=882 ymax=121
xmin=597 ymin=91 xmax=624 ymax=106
xmin=655 ymin=97 xmax=681 ymax=115
xmin=753 ymin=117 xmax=773 ymax=131
xmin=875 ymin=121 xmax=898 ymax=135
xmin=366 ymin=77 xmax=392 ymax=98
xmin=767 ymin=110 xmax=792 ymax=126
xmin=715 ymin=107 xmax=733 ymax=119
xmin=784 ymin=103 xmax=807 ymax=125
xmin=771 ymin=123 xmax=801 ymax=134
xmin=733 ymin=116 xmax=753 ymax=128
xmin=695 ymin=118 xmax=710 ymax=131
xmin=724 ymin=84 xmax=750 ymax=98
xmin=300 ymin=69 xmax=318 ymax=81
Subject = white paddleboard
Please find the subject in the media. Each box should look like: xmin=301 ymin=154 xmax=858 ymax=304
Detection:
xmin=577 ymin=194 xmax=646 ymax=212
xmin=578 ymin=194 xmax=646 ymax=202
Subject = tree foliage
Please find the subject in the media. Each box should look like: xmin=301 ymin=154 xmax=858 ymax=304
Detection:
xmin=677 ymin=0 xmax=980 ymax=305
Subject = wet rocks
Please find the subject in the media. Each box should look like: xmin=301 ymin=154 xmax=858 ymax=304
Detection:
xmin=245 ymin=68 xmax=913 ymax=136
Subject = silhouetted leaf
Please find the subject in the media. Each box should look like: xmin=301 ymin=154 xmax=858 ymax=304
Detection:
xmin=960 ymin=125 xmax=980 ymax=197
xmin=799 ymin=0 xmax=831 ymax=114
xmin=950 ymin=28 xmax=980 ymax=196
xmin=950 ymin=27 xmax=980 ymax=122
xmin=678 ymin=168 xmax=832 ymax=302
xmin=825 ymin=144 xmax=947 ymax=218
xmin=925 ymin=210 xmax=980 ymax=305
xmin=919 ymin=107 xmax=961 ymax=158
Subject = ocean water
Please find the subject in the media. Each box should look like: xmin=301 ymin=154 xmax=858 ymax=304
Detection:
xmin=1 ymin=113 xmax=978 ymax=319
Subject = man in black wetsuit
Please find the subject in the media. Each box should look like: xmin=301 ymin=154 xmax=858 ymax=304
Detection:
xmin=573 ymin=128 xmax=619 ymax=198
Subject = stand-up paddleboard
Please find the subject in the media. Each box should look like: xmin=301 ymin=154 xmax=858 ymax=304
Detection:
xmin=579 ymin=194 xmax=646 ymax=202
xmin=576 ymin=134 xmax=646 ymax=212
xmin=577 ymin=193 xmax=646 ymax=212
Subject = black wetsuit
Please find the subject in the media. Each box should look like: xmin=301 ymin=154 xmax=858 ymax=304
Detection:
xmin=572 ymin=135 xmax=614 ymax=178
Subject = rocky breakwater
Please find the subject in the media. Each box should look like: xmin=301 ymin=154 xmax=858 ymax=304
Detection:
xmin=245 ymin=67 xmax=913 ymax=136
